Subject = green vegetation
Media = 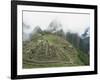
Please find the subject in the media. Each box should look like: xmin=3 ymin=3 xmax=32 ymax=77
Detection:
xmin=23 ymin=33 xmax=89 ymax=69
xmin=77 ymin=49 xmax=89 ymax=65
xmin=22 ymin=20 xmax=89 ymax=69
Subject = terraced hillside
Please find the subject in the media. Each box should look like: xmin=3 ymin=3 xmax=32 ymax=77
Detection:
xmin=23 ymin=33 xmax=88 ymax=68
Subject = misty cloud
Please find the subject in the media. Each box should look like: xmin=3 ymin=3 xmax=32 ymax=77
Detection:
xmin=23 ymin=11 xmax=90 ymax=36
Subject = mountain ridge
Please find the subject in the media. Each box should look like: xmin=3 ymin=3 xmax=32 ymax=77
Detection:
xmin=22 ymin=33 xmax=88 ymax=68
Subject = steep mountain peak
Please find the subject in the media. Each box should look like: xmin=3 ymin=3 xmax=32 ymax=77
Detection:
xmin=23 ymin=33 xmax=85 ymax=68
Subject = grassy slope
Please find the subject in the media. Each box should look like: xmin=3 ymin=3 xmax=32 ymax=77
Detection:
xmin=23 ymin=33 xmax=89 ymax=68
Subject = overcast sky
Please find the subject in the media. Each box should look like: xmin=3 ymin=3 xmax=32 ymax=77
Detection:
xmin=23 ymin=11 xmax=90 ymax=35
